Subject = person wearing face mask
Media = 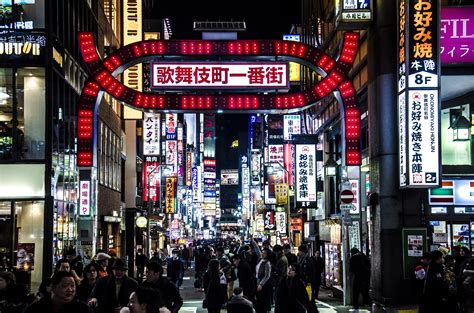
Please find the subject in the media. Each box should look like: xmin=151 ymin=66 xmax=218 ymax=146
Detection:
xmin=167 ymin=250 xmax=185 ymax=289
xmin=24 ymin=271 xmax=93 ymax=313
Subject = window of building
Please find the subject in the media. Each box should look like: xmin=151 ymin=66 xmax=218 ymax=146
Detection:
xmin=441 ymin=105 xmax=472 ymax=165
xmin=0 ymin=201 xmax=44 ymax=293
xmin=0 ymin=0 xmax=44 ymax=29
xmin=98 ymin=120 xmax=121 ymax=192
xmin=0 ymin=67 xmax=45 ymax=161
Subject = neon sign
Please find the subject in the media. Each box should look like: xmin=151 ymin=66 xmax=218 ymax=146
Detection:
xmin=77 ymin=33 xmax=361 ymax=167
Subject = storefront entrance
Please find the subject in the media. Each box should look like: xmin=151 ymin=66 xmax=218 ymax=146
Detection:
xmin=430 ymin=219 xmax=474 ymax=252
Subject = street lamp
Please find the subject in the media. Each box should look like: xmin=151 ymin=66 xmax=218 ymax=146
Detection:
xmin=450 ymin=108 xmax=471 ymax=141
xmin=324 ymin=157 xmax=339 ymax=176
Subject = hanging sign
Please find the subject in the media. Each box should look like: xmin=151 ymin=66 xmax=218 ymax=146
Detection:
xmin=295 ymin=144 xmax=317 ymax=207
xmin=143 ymin=113 xmax=160 ymax=156
xmin=398 ymin=0 xmax=440 ymax=188
xmin=79 ymin=181 xmax=91 ymax=216
xmin=165 ymin=177 xmax=177 ymax=214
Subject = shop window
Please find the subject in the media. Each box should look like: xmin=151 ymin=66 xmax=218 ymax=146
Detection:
xmin=0 ymin=201 xmax=13 ymax=270
xmin=0 ymin=1 xmax=44 ymax=29
xmin=441 ymin=105 xmax=471 ymax=165
xmin=14 ymin=201 xmax=44 ymax=293
xmin=16 ymin=68 xmax=45 ymax=160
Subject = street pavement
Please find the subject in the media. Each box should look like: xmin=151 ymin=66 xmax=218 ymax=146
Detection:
xmin=176 ymin=266 xmax=371 ymax=313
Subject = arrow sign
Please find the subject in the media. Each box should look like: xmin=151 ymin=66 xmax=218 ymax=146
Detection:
xmin=340 ymin=189 xmax=355 ymax=204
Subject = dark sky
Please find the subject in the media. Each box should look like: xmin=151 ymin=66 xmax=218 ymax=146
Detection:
xmin=143 ymin=0 xmax=300 ymax=40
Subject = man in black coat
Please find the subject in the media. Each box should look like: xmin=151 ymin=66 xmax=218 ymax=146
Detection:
xmin=232 ymin=254 xmax=256 ymax=301
xmin=88 ymin=258 xmax=139 ymax=313
xmin=142 ymin=261 xmax=183 ymax=313
xmin=349 ymin=248 xmax=371 ymax=310
xmin=419 ymin=250 xmax=448 ymax=313
xmin=283 ymin=244 xmax=297 ymax=266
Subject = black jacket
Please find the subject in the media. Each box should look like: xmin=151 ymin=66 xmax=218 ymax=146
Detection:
xmin=275 ymin=276 xmax=316 ymax=313
xmin=76 ymin=280 xmax=96 ymax=302
xmin=142 ymin=277 xmax=183 ymax=313
xmin=203 ymin=271 xmax=227 ymax=309
xmin=236 ymin=259 xmax=255 ymax=297
xmin=24 ymin=294 xmax=93 ymax=313
xmin=90 ymin=274 xmax=139 ymax=313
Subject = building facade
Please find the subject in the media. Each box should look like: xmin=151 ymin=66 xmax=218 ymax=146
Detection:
xmin=0 ymin=0 xmax=121 ymax=292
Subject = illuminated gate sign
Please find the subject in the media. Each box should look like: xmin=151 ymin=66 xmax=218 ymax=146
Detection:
xmin=79 ymin=181 xmax=91 ymax=216
xmin=77 ymin=33 xmax=361 ymax=168
xmin=398 ymin=0 xmax=440 ymax=187
xmin=152 ymin=62 xmax=288 ymax=89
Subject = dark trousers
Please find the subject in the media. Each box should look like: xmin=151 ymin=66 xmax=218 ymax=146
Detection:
xmin=352 ymin=280 xmax=370 ymax=309
xmin=207 ymin=309 xmax=220 ymax=313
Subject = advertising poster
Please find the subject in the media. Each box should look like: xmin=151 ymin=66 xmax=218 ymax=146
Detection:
xmin=402 ymin=228 xmax=427 ymax=279
xmin=16 ymin=243 xmax=34 ymax=271
xmin=407 ymin=235 xmax=423 ymax=257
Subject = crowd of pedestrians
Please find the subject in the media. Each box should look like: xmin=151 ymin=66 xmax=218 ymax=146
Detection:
xmin=417 ymin=246 xmax=474 ymax=313
xmin=3 ymin=239 xmax=473 ymax=313
xmin=193 ymin=238 xmax=321 ymax=313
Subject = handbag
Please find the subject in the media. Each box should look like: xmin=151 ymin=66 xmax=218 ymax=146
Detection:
xmin=306 ymin=283 xmax=312 ymax=301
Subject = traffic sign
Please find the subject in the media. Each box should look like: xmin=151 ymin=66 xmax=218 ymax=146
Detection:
xmin=340 ymin=204 xmax=353 ymax=211
xmin=340 ymin=189 xmax=354 ymax=204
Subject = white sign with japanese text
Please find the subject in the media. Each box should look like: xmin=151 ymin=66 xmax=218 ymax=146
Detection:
xmin=283 ymin=115 xmax=301 ymax=141
xmin=79 ymin=181 xmax=90 ymax=216
xmin=295 ymin=144 xmax=317 ymax=205
xmin=407 ymin=90 xmax=439 ymax=186
xmin=152 ymin=62 xmax=288 ymax=88
xmin=143 ymin=113 xmax=160 ymax=156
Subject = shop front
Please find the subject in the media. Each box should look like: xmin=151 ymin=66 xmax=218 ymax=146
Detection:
xmin=429 ymin=179 xmax=474 ymax=252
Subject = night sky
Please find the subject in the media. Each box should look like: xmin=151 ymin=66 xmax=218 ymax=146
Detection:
xmin=143 ymin=0 xmax=300 ymax=40
xmin=143 ymin=0 xmax=300 ymax=169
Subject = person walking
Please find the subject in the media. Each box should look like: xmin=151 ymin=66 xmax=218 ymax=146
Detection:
xmin=275 ymin=263 xmax=318 ymax=313
xmin=312 ymin=250 xmax=324 ymax=300
xmin=232 ymin=253 xmax=256 ymax=302
xmin=24 ymin=271 xmax=93 ymax=313
xmin=203 ymin=259 xmax=227 ymax=313
xmin=283 ymin=244 xmax=297 ymax=266
xmin=88 ymin=258 xmax=139 ymax=313
xmin=167 ymin=249 xmax=185 ymax=288
xmin=349 ymin=248 xmax=371 ymax=311
xmin=419 ymin=250 xmax=448 ymax=313
xmin=297 ymin=244 xmax=315 ymax=301
xmin=142 ymin=261 xmax=183 ymax=313
xmin=216 ymin=246 xmax=234 ymax=299
xmin=273 ymin=245 xmax=288 ymax=287
xmin=77 ymin=263 xmax=100 ymax=302
xmin=135 ymin=249 xmax=149 ymax=283
xmin=255 ymin=248 xmax=273 ymax=313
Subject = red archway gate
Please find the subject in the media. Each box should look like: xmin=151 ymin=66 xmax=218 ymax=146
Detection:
xmin=78 ymin=32 xmax=361 ymax=167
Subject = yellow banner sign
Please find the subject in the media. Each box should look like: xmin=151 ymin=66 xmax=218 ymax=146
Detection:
xmin=275 ymin=183 xmax=288 ymax=205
